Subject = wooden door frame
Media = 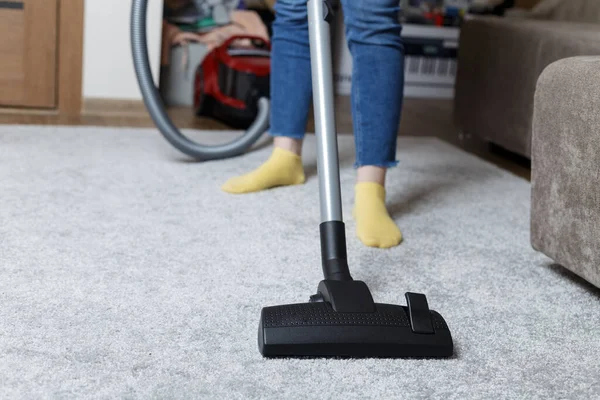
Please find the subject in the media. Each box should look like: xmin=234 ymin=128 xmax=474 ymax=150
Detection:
xmin=57 ymin=0 xmax=85 ymax=116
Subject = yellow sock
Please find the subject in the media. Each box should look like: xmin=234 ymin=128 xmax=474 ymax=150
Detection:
xmin=353 ymin=182 xmax=403 ymax=248
xmin=221 ymin=147 xmax=305 ymax=194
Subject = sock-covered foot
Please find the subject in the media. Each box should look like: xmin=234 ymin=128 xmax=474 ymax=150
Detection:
xmin=353 ymin=182 xmax=403 ymax=248
xmin=221 ymin=147 xmax=305 ymax=194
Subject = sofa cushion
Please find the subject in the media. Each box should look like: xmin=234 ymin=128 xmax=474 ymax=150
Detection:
xmin=531 ymin=56 xmax=600 ymax=289
xmin=454 ymin=16 xmax=600 ymax=157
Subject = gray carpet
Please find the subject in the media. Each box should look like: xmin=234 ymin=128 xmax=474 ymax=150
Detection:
xmin=1 ymin=125 xmax=598 ymax=399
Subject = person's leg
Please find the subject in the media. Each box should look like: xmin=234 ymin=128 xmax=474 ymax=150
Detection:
xmin=341 ymin=0 xmax=405 ymax=248
xmin=222 ymin=0 xmax=312 ymax=194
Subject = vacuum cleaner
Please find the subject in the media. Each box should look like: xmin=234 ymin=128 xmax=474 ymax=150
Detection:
xmin=257 ymin=0 xmax=453 ymax=358
xmin=194 ymin=35 xmax=271 ymax=130
xmin=131 ymin=0 xmax=453 ymax=359
xmin=131 ymin=0 xmax=270 ymax=161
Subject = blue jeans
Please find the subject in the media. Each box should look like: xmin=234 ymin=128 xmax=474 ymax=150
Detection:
xmin=269 ymin=0 xmax=405 ymax=168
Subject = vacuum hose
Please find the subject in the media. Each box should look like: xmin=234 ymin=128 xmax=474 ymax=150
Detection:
xmin=130 ymin=0 xmax=270 ymax=160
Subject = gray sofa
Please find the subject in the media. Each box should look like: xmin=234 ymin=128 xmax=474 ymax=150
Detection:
xmin=454 ymin=0 xmax=600 ymax=158
xmin=531 ymin=56 xmax=600 ymax=289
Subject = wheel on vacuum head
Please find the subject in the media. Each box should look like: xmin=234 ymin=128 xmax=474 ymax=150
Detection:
xmin=131 ymin=0 xmax=270 ymax=161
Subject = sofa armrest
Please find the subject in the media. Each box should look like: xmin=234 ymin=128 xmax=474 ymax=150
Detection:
xmin=531 ymin=56 xmax=600 ymax=288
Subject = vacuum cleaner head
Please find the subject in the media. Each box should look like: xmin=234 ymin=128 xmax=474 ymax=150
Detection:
xmin=258 ymin=281 xmax=453 ymax=359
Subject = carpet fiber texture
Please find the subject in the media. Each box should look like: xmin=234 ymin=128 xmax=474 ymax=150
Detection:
xmin=1 ymin=126 xmax=598 ymax=399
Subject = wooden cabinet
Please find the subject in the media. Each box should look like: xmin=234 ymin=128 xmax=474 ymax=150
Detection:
xmin=0 ymin=0 xmax=83 ymax=116
xmin=0 ymin=0 xmax=58 ymax=108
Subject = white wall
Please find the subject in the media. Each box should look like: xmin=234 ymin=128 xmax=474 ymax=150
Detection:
xmin=82 ymin=0 xmax=163 ymax=100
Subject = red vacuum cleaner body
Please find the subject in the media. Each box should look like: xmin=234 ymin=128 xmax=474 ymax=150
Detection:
xmin=194 ymin=35 xmax=271 ymax=129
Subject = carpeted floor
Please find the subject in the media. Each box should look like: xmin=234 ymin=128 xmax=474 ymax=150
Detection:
xmin=1 ymin=126 xmax=598 ymax=399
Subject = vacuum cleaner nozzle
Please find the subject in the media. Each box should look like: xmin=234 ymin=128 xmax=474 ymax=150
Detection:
xmin=258 ymin=281 xmax=453 ymax=359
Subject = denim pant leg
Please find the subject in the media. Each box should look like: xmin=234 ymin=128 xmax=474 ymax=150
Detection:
xmin=341 ymin=0 xmax=405 ymax=168
xmin=269 ymin=0 xmax=313 ymax=140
